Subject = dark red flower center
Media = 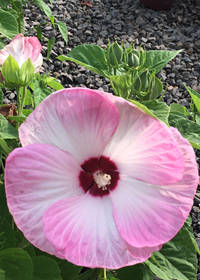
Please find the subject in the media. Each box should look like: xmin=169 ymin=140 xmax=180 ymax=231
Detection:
xmin=79 ymin=156 xmax=119 ymax=197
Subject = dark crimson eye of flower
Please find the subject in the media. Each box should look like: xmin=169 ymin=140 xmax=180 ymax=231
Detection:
xmin=5 ymin=88 xmax=199 ymax=269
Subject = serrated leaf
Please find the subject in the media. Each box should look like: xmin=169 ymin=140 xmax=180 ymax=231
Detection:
xmin=168 ymin=112 xmax=200 ymax=149
xmin=0 ymin=114 xmax=18 ymax=139
xmin=47 ymin=37 xmax=55 ymax=60
xmin=50 ymin=15 xmax=55 ymax=27
xmin=142 ymin=100 xmax=170 ymax=126
xmin=32 ymin=256 xmax=62 ymax=280
xmin=32 ymin=0 xmax=52 ymax=18
xmin=33 ymin=80 xmax=52 ymax=107
xmin=0 ymin=248 xmax=33 ymax=280
xmin=141 ymin=50 xmax=182 ymax=74
xmin=57 ymin=21 xmax=68 ymax=45
xmin=0 ymin=10 xmax=18 ymax=39
xmin=57 ymin=44 xmax=110 ymax=77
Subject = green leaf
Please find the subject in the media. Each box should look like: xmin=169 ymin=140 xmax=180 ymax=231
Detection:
xmin=185 ymin=85 xmax=200 ymax=115
xmin=32 ymin=256 xmax=62 ymax=280
xmin=0 ymin=114 xmax=18 ymax=139
xmin=57 ymin=44 xmax=109 ymax=77
xmin=128 ymin=99 xmax=157 ymax=119
xmin=36 ymin=26 xmax=42 ymax=40
xmin=32 ymin=0 xmax=52 ymax=18
xmin=0 ymin=38 xmax=6 ymax=50
xmin=148 ymin=225 xmax=197 ymax=280
xmin=12 ymin=1 xmax=24 ymax=34
xmin=50 ymin=15 xmax=55 ymax=27
xmin=0 ymin=9 xmax=18 ymax=39
xmin=0 ymin=138 xmax=12 ymax=155
xmin=0 ymin=184 xmax=9 ymax=219
xmin=184 ymin=216 xmax=200 ymax=255
xmin=33 ymin=80 xmax=52 ymax=107
xmin=0 ymin=248 xmax=33 ymax=280
xmin=0 ymin=0 xmax=11 ymax=8
xmin=149 ymin=76 xmax=163 ymax=100
xmin=168 ymin=112 xmax=200 ymax=149
xmin=45 ymin=77 xmax=64 ymax=90
xmin=24 ymin=89 xmax=33 ymax=106
xmin=22 ymin=109 xmax=33 ymax=117
xmin=59 ymin=260 xmax=82 ymax=280
xmin=142 ymin=100 xmax=170 ymax=126
xmin=57 ymin=21 xmax=68 ymax=45
xmin=0 ymin=219 xmax=16 ymax=250
xmin=142 ymin=265 xmax=154 ymax=280
xmin=47 ymin=37 xmax=55 ymax=60
xmin=116 ymin=265 xmax=143 ymax=280
xmin=170 ymin=103 xmax=191 ymax=116
xmin=7 ymin=116 xmax=26 ymax=124
xmin=141 ymin=50 xmax=182 ymax=74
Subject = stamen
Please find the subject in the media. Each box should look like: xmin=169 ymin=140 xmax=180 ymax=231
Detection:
xmin=94 ymin=172 xmax=111 ymax=190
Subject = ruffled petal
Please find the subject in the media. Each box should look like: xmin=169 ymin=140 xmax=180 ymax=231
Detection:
xmin=26 ymin=36 xmax=42 ymax=64
xmin=0 ymin=34 xmax=32 ymax=68
xmin=110 ymin=128 xmax=198 ymax=248
xmin=101 ymin=92 xmax=184 ymax=185
xmin=5 ymin=143 xmax=84 ymax=255
xmin=19 ymin=88 xmax=119 ymax=165
xmin=43 ymin=194 xmax=161 ymax=269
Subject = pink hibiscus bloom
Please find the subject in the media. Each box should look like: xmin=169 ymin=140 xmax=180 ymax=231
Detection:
xmin=5 ymin=88 xmax=198 ymax=269
xmin=0 ymin=34 xmax=43 ymax=72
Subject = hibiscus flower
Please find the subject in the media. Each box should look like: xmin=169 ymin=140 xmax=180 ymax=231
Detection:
xmin=5 ymin=88 xmax=198 ymax=269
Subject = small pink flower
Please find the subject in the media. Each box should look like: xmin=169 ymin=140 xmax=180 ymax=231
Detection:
xmin=5 ymin=88 xmax=198 ymax=269
xmin=0 ymin=34 xmax=43 ymax=72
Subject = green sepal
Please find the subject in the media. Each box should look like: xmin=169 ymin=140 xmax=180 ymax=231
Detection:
xmin=18 ymin=58 xmax=35 ymax=86
xmin=1 ymin=54 xmax=19 ymax=88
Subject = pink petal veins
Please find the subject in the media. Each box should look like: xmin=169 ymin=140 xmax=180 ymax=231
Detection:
xmin=5 ymin=143 xmax=84 ymax=255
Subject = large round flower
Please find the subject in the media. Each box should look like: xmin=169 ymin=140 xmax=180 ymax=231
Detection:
xmin=0 ymin=34 xmax=43 ymax=72
xmin=5 ymin=88 xmax=198 ymax=269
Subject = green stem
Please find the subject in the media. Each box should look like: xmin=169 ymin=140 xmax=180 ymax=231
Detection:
xmin=16 ymin=87 xmax=21 ymax=130
xmin=1 ymin=158 xmax=4 ymax=173
xmin=104 ymin=268 xmax=107 ymax=280
xmin=19 ymin=86 xmax=27 ymax=117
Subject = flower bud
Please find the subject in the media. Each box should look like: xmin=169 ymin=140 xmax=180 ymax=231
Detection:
xmin=134 ymin=70 xmax=151 ymax=93
xmin=106 ymin=41 xmax=123 ymax=68
xmin=127 ymin=50 xmax=139 ymax=68
xmin=1 ymin=55 xmax=35 ymax=88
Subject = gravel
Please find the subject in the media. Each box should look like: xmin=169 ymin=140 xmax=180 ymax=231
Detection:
xmin=2 ymin=0 xmax=200 ymax=278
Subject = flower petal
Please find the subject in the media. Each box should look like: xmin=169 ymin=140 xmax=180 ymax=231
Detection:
xmin=110 ymin=128 xmax=198 ymax=248
xmin=19 ymin=88 xmax=119 ymax=165
xmin=101 ymin=92 xmax=184 ymax=185
xmin=43 ymin=194 xmax=161 ymax=269
xmin=5 ymin=143 xmax=84 ymax=255
xmin=0 ymin=34 xmax=32 ymax=68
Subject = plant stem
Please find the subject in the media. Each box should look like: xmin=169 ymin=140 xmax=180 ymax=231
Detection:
xmin=19 ymin=86 xmax=27 ymax=117
xmin=16 ymin=87 xmax=21 ymax=130
xmin=104 ymin=268 xmax=107 ymax=280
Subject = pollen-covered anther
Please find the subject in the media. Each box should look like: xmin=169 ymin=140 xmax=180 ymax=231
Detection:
xmin=94 ymin=172 xmax=111 ymax=190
